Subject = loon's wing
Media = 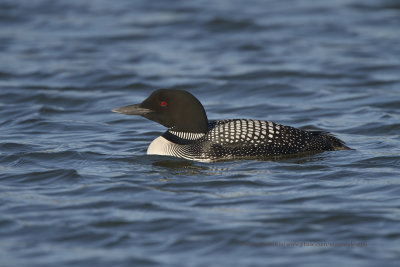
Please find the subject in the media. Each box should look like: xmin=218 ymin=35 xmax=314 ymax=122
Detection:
xmin=205 ymin=119 xmax=349 ymax=157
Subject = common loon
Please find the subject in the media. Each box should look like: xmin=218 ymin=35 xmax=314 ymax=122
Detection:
xmin=112 ymin=89 xmax=349 ymax=162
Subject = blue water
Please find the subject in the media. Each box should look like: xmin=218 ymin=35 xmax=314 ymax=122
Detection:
xmin=1 ymin=0 xmax=400 ymax=266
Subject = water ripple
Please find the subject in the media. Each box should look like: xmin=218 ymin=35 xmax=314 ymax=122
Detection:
xmin=1 ymin=0 xmax=400 ymax=266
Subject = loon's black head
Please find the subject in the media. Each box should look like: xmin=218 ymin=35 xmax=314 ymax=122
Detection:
xmin=112 ymin=89 xmax=208 ymax=133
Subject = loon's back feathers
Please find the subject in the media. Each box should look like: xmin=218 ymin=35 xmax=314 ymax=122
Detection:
xmin=112 ymin=89 xmax=350 ymax=162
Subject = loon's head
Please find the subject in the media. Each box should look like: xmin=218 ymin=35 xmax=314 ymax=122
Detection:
xmin=112 ymin=89 xmax=208 ymax=133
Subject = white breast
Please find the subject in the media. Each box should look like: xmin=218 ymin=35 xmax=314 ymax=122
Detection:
xmin=146 ymin=135 xmax=213 ymax=162
xmin=146 ymin=136 xmax=173 ymax=156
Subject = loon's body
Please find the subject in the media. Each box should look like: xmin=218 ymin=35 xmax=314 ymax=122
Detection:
xmin=112 ymin=89 xmax=349 ymax=162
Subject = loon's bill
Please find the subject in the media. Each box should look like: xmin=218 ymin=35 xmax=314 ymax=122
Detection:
xmin=112 ymin=104 xmax=152 ymax=115
xmin=112 ymin=89 xmax=350 ymax=162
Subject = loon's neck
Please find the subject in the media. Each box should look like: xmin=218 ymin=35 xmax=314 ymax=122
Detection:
xmin=162 ymin=130 xmax=205 ymax=145
xmin=165 ymin=110 xmax=208 ymax=134
xmin=168 ymin=130 xmax=205 ymax=140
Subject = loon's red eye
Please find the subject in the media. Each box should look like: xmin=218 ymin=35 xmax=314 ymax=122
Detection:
xmin=160 ymin=101 xmax=167 ymax=107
